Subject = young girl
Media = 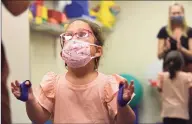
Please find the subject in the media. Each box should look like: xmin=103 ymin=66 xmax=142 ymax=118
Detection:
xmin=157 ymin=51 xmax=192 ymax=124
xmin=11 ymin=19 xmax=136 ymax=124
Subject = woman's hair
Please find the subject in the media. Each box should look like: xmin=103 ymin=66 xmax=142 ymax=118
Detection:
xmin=166 ymin=2 xmax=189 ymax=37
xmin=63 ymin=19 xmax=105 ymax=69
xmin=163 ymin=51 xmax=185 ymax=80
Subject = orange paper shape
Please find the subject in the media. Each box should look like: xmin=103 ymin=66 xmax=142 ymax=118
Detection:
xmin=48 ymin=18 xmax=58 ymax=24
xmin=36 ymin=5 xmax=42 ymax=17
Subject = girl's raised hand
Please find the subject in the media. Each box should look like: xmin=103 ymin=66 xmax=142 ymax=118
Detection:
xmin=11 ymin=80 xmax=34 ymax=102
xmin=113 ymin=74 xmax=135 ymax=107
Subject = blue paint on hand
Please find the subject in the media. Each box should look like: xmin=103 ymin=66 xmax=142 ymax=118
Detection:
xmin=17 ymin=80 xmax=31 ymax=102
xmin=117 ymin=83 xmax=129 ymax=107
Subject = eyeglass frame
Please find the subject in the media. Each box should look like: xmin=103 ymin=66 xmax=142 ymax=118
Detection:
xmin=59 ymin=29 xmax=96 ymax=48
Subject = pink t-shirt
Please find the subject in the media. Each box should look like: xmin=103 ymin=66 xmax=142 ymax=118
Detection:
xmin=158 ymin=71 xmax=192 ymax=120
xmin=35 ymin=72 xmax=121 ymax=124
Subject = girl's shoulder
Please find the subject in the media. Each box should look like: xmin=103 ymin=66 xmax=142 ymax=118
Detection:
xmin=40 ymin=71 xmax=65 ymax=84
xmin=98 ymin=73 xmax=123 ymax=91
xmin=98 ymin=73 xmax=119 ymax=100
xmin=158 ymin=71 xmax=191 ymax=79
xmin=168 ymin=71 xmax=192 ymax=83
xmin=158 ymin=72 xmax=169 ymax=78
xmin=39 ymin=72 xmax=65 ymax=94
xmin=179 ymin=71 xmax=192 ymax=81
xmin=177 ymin=71 xmax=191 ymax=77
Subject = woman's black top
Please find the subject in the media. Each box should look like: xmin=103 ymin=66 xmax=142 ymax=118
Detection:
xmin=157 ymin=26 xmax=192 ymax=64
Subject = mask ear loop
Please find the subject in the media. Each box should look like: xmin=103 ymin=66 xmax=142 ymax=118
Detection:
xmin=90 ymin=44 xmax=101 ymax=70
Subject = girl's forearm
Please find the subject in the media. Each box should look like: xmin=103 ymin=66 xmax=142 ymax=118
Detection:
xmin=116 ymin=105 xmax=136 ymax=124
xmin=26 ymin=96 xmax=50 ymax=124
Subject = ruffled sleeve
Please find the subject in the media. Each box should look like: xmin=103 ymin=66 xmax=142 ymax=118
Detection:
xmin=35 ymin=72 xmax=58 ymax=113
xmin=103 ymin=75 xmax=119 ymax=120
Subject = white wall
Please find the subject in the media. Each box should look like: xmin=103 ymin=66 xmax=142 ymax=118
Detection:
xmin=30 ymin=30 xmax=66 ymax=88
xmin=2 ymin=4 xmax=30 ymax=123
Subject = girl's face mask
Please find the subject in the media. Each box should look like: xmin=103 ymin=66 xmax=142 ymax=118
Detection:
xmin=61 ymin=39 xmax=100 ymax=68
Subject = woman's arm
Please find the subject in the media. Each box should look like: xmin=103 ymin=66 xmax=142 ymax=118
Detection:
xmin=116 ymin=105 xmax=136 ymax=124
xmin=158 ymin=38 xmax=170 ymax=59
xmin=180 ymin=38 xmax=192 ymax=56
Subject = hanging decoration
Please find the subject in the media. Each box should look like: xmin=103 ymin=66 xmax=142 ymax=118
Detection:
xmin=90 ymin=0 xmax=120 ymax=30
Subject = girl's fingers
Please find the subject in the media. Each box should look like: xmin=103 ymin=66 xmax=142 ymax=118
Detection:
xmin=13 ymin=91 xmax=20 ymax=98
xmin=11 ymin=81 xmax=21 ymax=93
xmin=129 ymin=80 xmax=134 ymax=87
xmin=15 ymin=81 xmax=20 ymax=87
xmin=128 ymin=80 xmax=133 ymax=89
xmin=124 ymin=81 xmax=129 ymax=89
xmin=11 ymin=87 xmax=20 ymax=98
xmin=11 ymin=82 xmax=16 ymax=89
xmin=14 ymin=81 xmax=21 ymax=92
xmin=25 ymin=80 xmax=31 ymax=87
xmin=25 ymin=81 xmax=30 ymax=85
xmin=130 ymin=85 xmax=134 ymax=94
xmin=130 ymin=81 xmax=134 ymax=93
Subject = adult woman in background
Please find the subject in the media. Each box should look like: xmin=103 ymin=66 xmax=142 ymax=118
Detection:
xmin=157 ymin=3 xmax=192 ymax=72
xmin=156 ymin=3 xmax=192 ymax=124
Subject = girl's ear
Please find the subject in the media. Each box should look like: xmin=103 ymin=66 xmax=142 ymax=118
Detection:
xmin=95 ymin=46 xmax=103 ymax=57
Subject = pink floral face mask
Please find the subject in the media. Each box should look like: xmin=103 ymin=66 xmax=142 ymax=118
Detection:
xmin=61 ymin=39 xmax=100 ymax=68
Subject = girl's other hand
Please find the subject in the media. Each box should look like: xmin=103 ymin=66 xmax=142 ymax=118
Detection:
xmin=113 ymin=75 xmax=134 ymax=103
xmin=11 ymin=80 xmax=34 ymax=102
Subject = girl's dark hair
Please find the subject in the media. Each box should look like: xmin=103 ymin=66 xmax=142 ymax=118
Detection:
xmin=63 ymin=19 xmax=105 ymax=69
xmin=163 ymin=51 xmax=185 ymax=80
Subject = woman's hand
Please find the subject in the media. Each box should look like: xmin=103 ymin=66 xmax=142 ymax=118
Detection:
xmin=177 ymin=39 xmax=182 ymax=51
xmin=172 ymin=28 xmax=184 ymax=51
xmin=157 ymin=38 xmax=170 ymax=59
xmin=114 ymin=75 xmax=134 ymax=105
xmin=173 ymin=28 xmax=182 ymax=40
xmin=11 ymin=80 xmax=34 ymax=102
xmin=164 ymin=38 xmax=171 ymax=52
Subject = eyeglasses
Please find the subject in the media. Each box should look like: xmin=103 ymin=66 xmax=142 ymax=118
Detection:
xmin=60 ymin=29 xmax=93 ymax=48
